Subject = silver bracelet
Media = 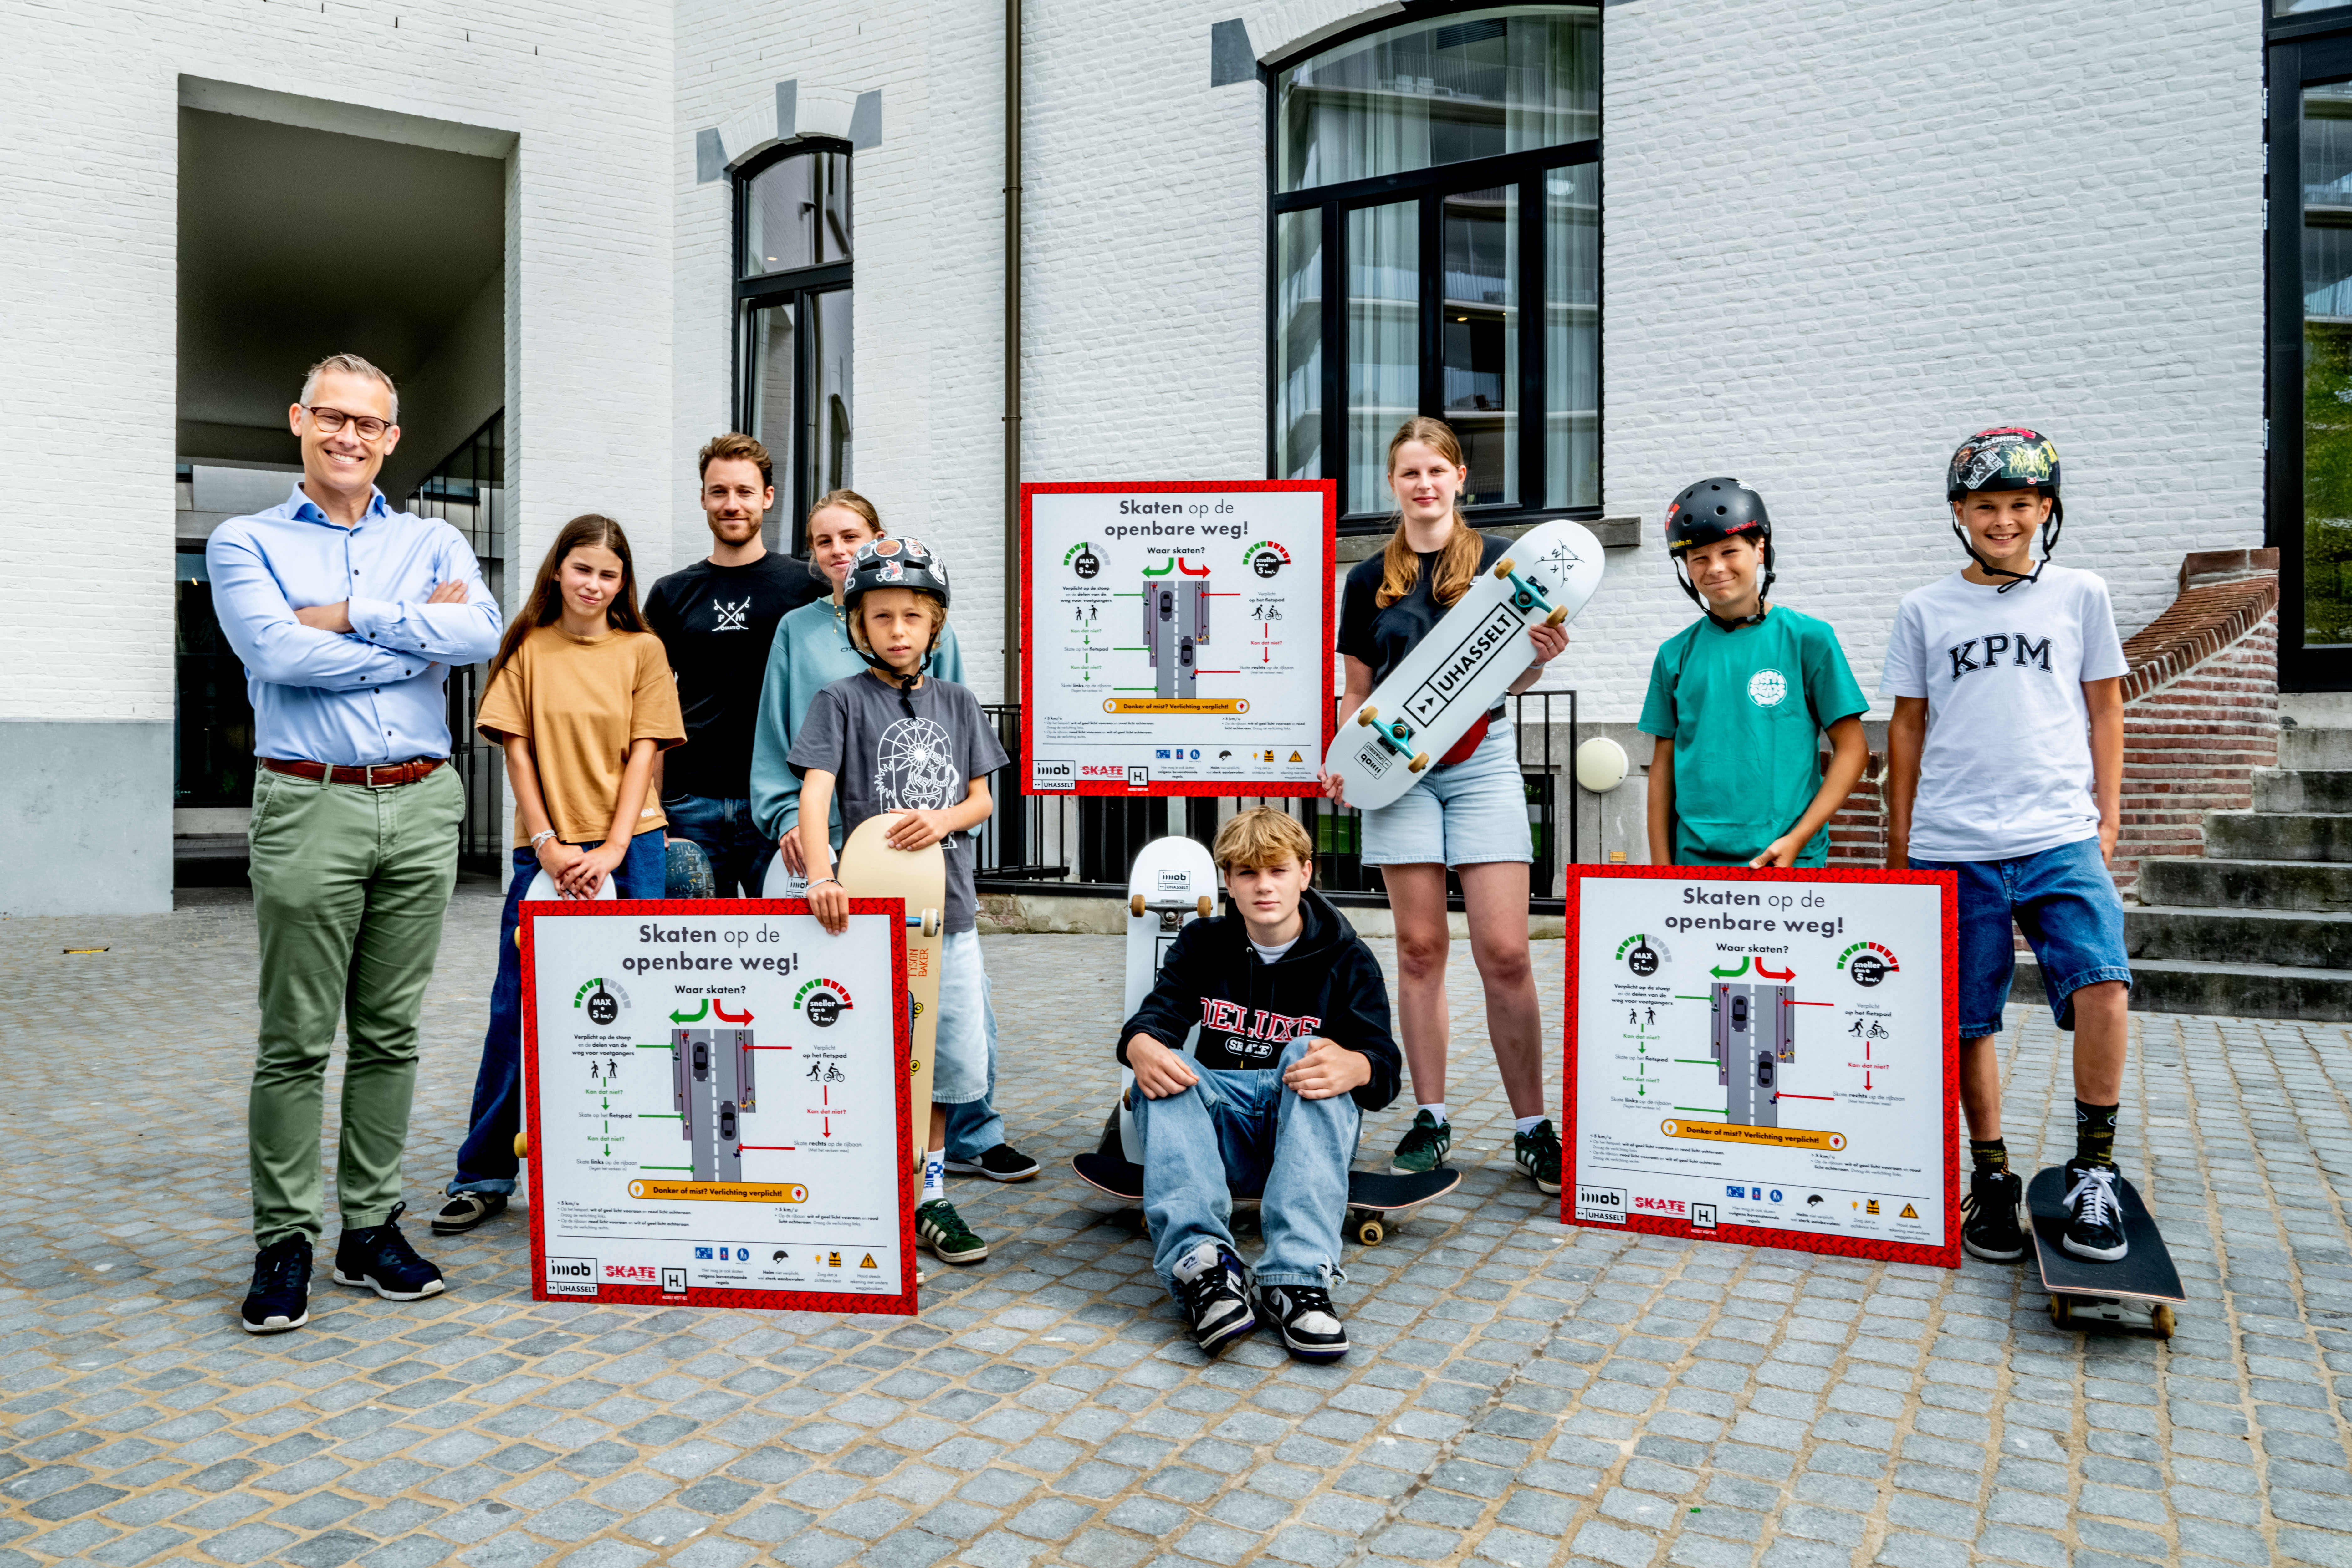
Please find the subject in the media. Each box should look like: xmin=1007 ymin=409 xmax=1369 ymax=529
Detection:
xmin=529 ymin=829 xmax=557 ymax=850
xmin=806 ymin=877 xmax=841 ymax=891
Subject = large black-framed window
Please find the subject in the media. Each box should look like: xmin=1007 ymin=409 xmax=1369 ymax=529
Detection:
xmin=2269 ymin=18 xmax=2352 ymax=688
xmin=734 ymin=140 xmax=853 ymax=555
xmin=1269 ymin=4 xmax=1599 ymax=531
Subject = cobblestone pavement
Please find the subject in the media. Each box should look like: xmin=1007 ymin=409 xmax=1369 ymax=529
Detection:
xmin=4 ymin=886 xmax=2351 ymax=1568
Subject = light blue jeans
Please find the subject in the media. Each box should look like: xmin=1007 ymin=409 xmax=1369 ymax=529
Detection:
xmin=931 ymin=929 xmax=990 ymax=1105
xmin=1131 ymin=1036 xmax=1360 ymax=1298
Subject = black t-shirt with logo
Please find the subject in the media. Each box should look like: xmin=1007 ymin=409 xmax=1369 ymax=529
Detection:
xmin=645 ymin=554 xmax=827 ymax=799
xmin=1336 ymin=531 xmax=1511 ymax=721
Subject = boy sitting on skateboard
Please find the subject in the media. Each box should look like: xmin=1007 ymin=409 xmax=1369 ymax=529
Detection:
xmin=1640 ymin=478 xmax=1871 ymax=868
xmin=1121 ymin=809 xmax=1402 ymax=1361
xmin=1883 ymin=428 xmax=2134 ymax=1265
xmin=791 ymin=539 xmax=1010 ymax=1267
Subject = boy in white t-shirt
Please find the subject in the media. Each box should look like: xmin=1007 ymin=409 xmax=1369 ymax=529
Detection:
xmin=1881 ymin=428 xmax=2134 ymax=1268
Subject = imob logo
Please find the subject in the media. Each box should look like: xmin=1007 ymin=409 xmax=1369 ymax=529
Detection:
xmin=573 ymin=976 xmax=631 ymax=1026
xmin=794 ymin=978 xmax=854 ymax=1029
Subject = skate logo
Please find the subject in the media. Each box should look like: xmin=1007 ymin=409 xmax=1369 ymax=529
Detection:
xmin=1945 ymin=632 xmax=2053 ymax=680
xmin=1747 ymin=668 xmax=1788 ymax=708
xmin=1634 ymin=1195 xmax=1687 ymax=1216
xmin=546 ymin=1257 xmax=597 ymax=1295
xmin=1575 ymin=1185 xmax=1627 ymax=1223
xmin=604 ymin=1264 xmax=657 ymax=1282
xmin=1199 ymin=999 xmax=1321 ymax=1059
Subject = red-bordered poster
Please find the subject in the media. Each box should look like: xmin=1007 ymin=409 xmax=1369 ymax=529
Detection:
xmin=521 ymin=898 xmax=916 ymax=1314
xmin=1020 ymin=480 xmax=1337 ymax=797
xmin=1562 ymin=865 xmax=1960 ymax=1268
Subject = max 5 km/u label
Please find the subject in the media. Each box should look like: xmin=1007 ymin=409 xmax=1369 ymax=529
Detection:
xmin=1576 ymin=1185 xmax=1627 ymax=1223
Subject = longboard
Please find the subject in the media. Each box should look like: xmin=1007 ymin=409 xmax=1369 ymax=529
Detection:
xmin=1073 ymin=1151 xmax=1460 ymax=1248
xmin=1116 ymin=836 xmax=1219 ymax=1162
xmin=836 ymin=814 xmax=946 ymax=1172
xmin=2028 ymin=1166 xmax=2182 ymax=1337
xmin=1324 ymin=519 xmax=1604 ymax=811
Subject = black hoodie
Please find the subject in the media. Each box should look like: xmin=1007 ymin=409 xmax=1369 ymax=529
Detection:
xmin=1116 ymin=887 xmax=1402 ymax=1114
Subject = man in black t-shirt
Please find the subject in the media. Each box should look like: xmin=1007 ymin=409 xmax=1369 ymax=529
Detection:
xmin=645 ymin=433 xmax=827 ymax=896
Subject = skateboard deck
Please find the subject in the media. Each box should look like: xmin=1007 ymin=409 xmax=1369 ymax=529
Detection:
xmin=1116 ymin=837 xmax=1220 ymax=1162
xmin=2028 ymin=1166 xmax=2182 ymax=1336
xmin=761 ymin=850 xmax=807 ymax=898
xmin=521 ymin=868 xmax=619 ymax=902
xmin=1073 ymin=1151 xmax=1461 ymax=1247
xmin=1324 ymin=519 xmax=1604 ymax=811
xmin=836 ymin=813 xmax=946 ymax=1171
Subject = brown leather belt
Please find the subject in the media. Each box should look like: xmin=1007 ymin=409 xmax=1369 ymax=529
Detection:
xmin=262 ymin=757 xmax=446 ymax=788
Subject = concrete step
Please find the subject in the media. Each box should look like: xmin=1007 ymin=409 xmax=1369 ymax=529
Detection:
xmin=2124 ymin=904 xmax=2352 ymax=970
xmin=2135 ymin=856 xmax=2352 ymax=913
xmin=2201 ymin=811 xmax=2352 ymax=862
xmin=2018 ymin=956 xmax=2352 ymax=1023
xmin=2254 ymin=768 xmax=2352 ymax=813
xmin=2282 ymin=727 xmax=2352 ymax=771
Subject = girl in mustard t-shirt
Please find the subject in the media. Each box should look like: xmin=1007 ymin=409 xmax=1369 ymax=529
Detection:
xmin=434 ymin=514 xmax=684 ymax=1236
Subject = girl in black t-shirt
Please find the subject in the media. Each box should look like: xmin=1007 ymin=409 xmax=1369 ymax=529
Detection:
xmin=1322 ymin=417 xmax=1567 ymax=1194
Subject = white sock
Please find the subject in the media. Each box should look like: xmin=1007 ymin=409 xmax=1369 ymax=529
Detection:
xmin=1418 ymin=1103 xmax=1447 ymax=1126
xmin=923 ymin=1151 xmax=946 ymax=1201
xmin=1515 ymin=1115 xmax=1547 ymax=1136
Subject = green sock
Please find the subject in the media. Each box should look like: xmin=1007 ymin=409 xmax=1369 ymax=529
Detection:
xmin=2075 ymin=1101 xmax=2119 ymax=1168
xmin=1969 ymin=1138 xmax=2008 ymax=1174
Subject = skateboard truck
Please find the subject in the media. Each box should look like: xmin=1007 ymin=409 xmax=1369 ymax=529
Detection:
xmin=1490 ymin=556 xmax=1572 ymax=627
xmin=902 ymin=909 xmax=943 ymax=938
xmin=1130 ymin=892 xmax=1215 ymax=919
xmin=2048 ymin=1295 xmax=2176 ymax=1337
xmin=1354 ymin=705 xmax=1431 ymax=774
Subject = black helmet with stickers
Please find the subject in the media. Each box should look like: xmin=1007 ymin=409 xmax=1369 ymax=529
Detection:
xmin=843 ymin=536 xmax=952 ymax=692
xmin=1945 ymin=427 xmax=2062 ymax=592
xmin=1664 ymin=477 xmax=1774 ymax=627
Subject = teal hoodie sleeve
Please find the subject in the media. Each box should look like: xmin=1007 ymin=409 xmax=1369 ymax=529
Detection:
xmin=934 ymin=621 xmax=967 ymax=686
xmin=749 ymin=610 xmax=807 ymax=843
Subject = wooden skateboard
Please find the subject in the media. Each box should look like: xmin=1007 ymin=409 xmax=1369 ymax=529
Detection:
xmin=2028 ymin=1167 xmax=2182 ymax=1337
xmin=1073 ymin=1150 xmax=1460 ymax=1247
xmin=836 ymin=813 xmax=946 ymax=1172
xmin=1115 ymin=836 xmax=1220 ymax=1161
xmin=1323 ymin=519 xmax=1604 ymax=811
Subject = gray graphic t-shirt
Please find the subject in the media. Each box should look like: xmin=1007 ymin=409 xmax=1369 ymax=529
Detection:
xmin=788 ymin=671 xmax=1009 ymax=932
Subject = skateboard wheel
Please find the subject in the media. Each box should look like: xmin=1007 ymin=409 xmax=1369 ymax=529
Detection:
xmin=1408 ymin=753 xmax=1430 ymax=774
xmin=1356 ymin=1218 xmax=1384 ymax=1246
xmin=1196 ymin=895 xmax=1214 ymax=918
xmin=921 ymin=909 xmax=941 ymax=938
xmin=2151 ymin=1304 xmax=2176 ymax=1338
xmin=1491 ymin=557 xmax=1515 ymax=580
xmin=1130 ymin=893 xmax=1147 ymax=918
xmin=1357 ymin=705 xmax=1378 ymax=727
xmin=1545 ymin=605 xmax=1569 ymax=627
xmin=2048 ymin=1296 xmax=2072 ymax=1328
xmin=513 ymin=1132 xmax=529 ymax=1159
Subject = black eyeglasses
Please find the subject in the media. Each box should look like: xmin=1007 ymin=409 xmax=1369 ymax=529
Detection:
xmin=305 ymin=405 xmax=392 ymax=440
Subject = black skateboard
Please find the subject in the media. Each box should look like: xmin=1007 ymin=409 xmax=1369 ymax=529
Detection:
xmin=2027 ymin=1166 xmax=2182 ymax=1337
xmin=1071 ymin=1151 xmax=1461 ymax=1247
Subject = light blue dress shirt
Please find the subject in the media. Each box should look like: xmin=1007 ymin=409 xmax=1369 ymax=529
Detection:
xmin=206 ymin=484 xmax=504 ymax=767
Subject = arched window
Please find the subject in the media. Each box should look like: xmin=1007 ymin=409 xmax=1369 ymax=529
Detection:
xmin=1270 ymin=7 xmax=1599 ymax=527
xmin=735 ymin=143 xmax=852 ymax=552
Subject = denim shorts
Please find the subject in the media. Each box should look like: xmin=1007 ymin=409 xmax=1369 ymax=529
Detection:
xmin=929 ymin=929 xmax=990 ymax=1106
xmin=1360 ymin=719 xmax=1533 ymax=869
xmin=1910 ymin=835 xmax=2132 ymax=1037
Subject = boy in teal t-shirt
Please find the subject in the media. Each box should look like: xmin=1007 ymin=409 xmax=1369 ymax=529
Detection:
xmin=1639 ymin=478 xmax=1870 ymax=867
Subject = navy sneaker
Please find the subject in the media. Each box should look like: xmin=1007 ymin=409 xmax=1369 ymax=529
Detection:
xmin=241 ymin=1236 xmax=312 ymax=1334
xmin=2061 ymin=1162 xmax=2128 ymax=1263
xmin=1170 ymin=1239 xmax=1255 ymax=1355
xmin=332 ymin=1203 xmax=447 ymax=1301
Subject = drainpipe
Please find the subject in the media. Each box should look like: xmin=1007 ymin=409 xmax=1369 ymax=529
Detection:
xmin=1001 ymin=0 xmax=1023 ymax=702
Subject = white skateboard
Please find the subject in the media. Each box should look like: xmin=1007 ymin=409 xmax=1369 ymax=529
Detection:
xmin=761 ymin=854 xmax=807 ymax=898
xmin=521 ymin=869 xmax=617 ymax=901
xmin=1114 ymin=835 xmax=1218 ymax=1162
xmin=1324 ymin=519 xmax=1603 ymax=811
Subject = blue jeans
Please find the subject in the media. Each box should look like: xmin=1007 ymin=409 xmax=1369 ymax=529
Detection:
xmin=946 ymin=981 xmax=1006 ymax=1157
xmin=1131 ymin=1037 xmax=1360 ymax=1297
xmin=450 ymin=833 xmax=667 ymax=1195
xmin=1911 ymin=836 xmax=2132 ymax=1037
xmin=662 ymin=794 xmax=774 ymax=897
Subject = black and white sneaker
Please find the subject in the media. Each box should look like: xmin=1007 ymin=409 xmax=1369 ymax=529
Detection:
xmin=1252 ymin=1280 xmax=1350 ymax=1362
xmin=431 ymin=1191 xmax=507 ymax=1236
xmin=2061 ymin=1161 xmax=2129 ymax=1262
xmin=241 ymin=1236 xmax=312 ymax=1334
xmin=1961 ymin=1167 xmax=2026 ymax=1263
xmin=944 ymin=1144 xmax=1041 ymax=1182
xmin=333 ymin=1203 xmax=448 ymax=1301
xmin=1169 ymin=1239 xmax=1255 ymax=1356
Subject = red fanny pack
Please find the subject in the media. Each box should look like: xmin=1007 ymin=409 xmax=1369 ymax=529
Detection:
xmin=1438 ymin=713 xmax=1492 ymax=767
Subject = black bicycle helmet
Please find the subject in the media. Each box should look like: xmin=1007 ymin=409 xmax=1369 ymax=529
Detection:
xmin=1946 ymin=427 xmax=2062 ymax=592
xmin=842 ymin=537 xmax=952 ymax=700
xmin=1664 ymin=477 xmax=1774 ymax=628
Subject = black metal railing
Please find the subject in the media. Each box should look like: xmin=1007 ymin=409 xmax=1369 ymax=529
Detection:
xmin=973 ymin=691 xmax=1578 ymax=911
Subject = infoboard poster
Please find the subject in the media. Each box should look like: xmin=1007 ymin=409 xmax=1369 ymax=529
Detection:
xmin=520 ymin=899 xmax=915 ymax=1314
xmin=1020 ymin=481 xmax=1336 ymax=796
xmin=1563 ymin=865 xmax=1959 ymax=1267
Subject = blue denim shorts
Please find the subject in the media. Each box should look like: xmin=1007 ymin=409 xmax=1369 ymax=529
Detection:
xmin=1910 ymin=836 xmax=2131 ymax=1037
xmin=929 ymin=930 xmax=990 ymax=1106
xmin=1360 ymin=720 xmax=1533 ymax=868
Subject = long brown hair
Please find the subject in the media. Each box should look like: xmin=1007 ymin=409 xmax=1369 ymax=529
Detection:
xmin=1375 ymin=416 xmax=1483 ymax=610
xmin=490 ymin=514 xmax=648 ymax=675
xmin=808 ymin=488 xmax=884 ymax=537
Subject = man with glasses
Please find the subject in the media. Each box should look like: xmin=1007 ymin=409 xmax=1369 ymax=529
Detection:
xmin=207 ymin=353 xmax=501 ymax=1333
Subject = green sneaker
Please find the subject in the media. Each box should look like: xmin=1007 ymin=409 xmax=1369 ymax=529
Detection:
xmin=916 ymin=1198 xmax=989 ymax=1264
xmin=1514 ymin=1119 xmax=1562 ymax=1194
xmin=1391 ymin=1110 xmax=1453 ymax=1175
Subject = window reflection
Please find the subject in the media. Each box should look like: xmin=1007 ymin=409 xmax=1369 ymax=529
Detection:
xmin=743 ymin=151 xmax=850 ymax=277
xmin=2303 ymin=84 xmax=2352 ymax=646
xmin=1443 ymin=186 xmax=1516 ymax=507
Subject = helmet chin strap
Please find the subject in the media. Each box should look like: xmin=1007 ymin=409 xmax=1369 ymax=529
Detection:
xmin=1953 ymin=496 xmax=2062 ymax=594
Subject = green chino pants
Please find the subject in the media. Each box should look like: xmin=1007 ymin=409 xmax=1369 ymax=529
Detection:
xmin=246 ymin=763 xmax=464 ymax=1246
